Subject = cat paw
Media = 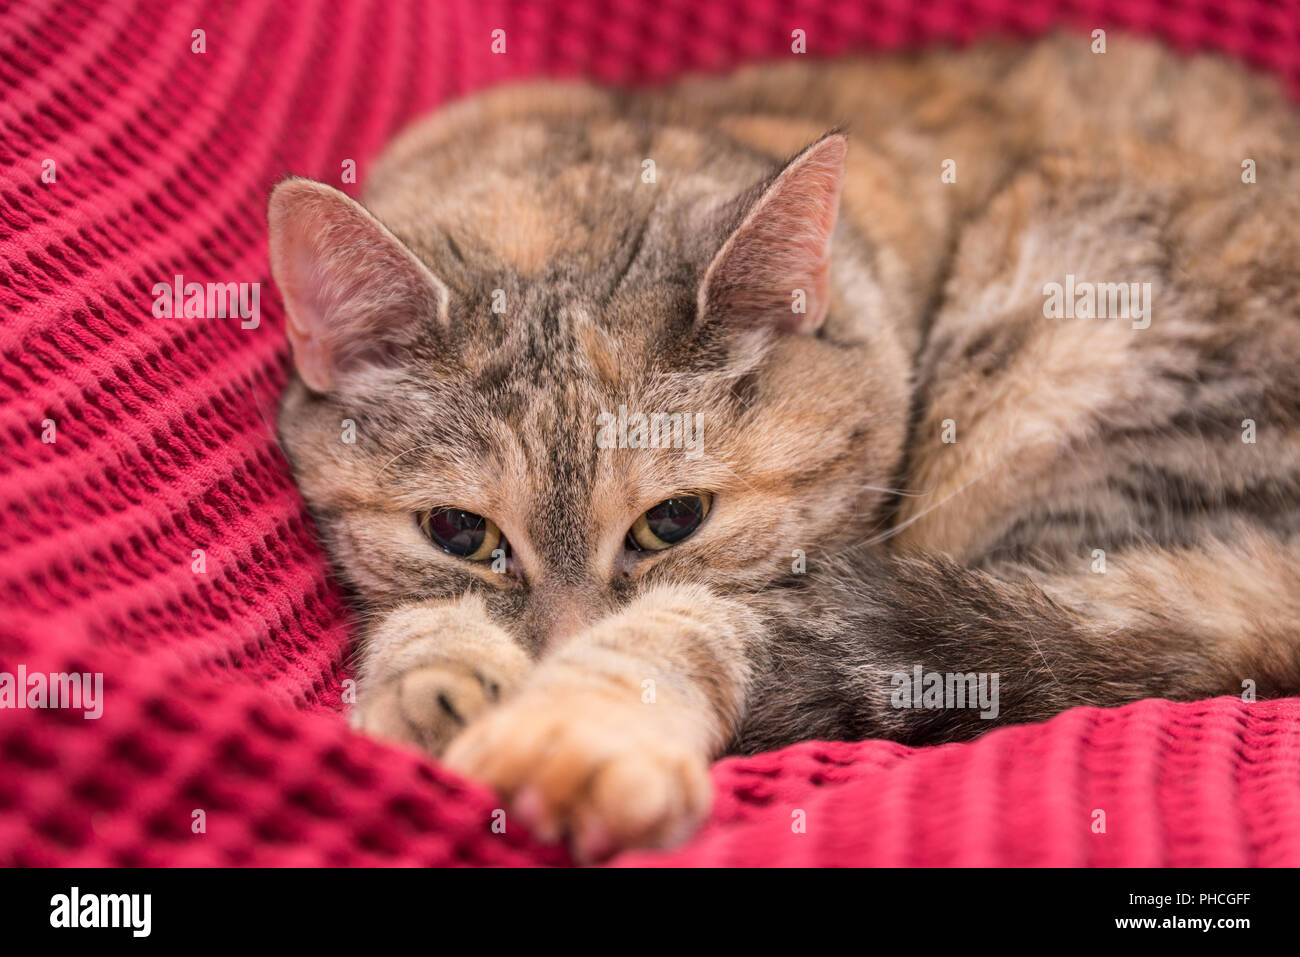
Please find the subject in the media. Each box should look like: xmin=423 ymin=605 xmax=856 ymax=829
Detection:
xmin=351 ymin=663 xmax=506 ymax=756
xmin=441 ymin=690 xmax=712 ymax=861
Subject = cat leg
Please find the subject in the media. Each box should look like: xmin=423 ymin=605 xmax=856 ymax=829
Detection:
xmin=350 ymin=594 xmax=532 ymax=756
xmin=442 ymin=581 xmax=755 ymax=860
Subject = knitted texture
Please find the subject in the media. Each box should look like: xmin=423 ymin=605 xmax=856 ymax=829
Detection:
xmin=2 ymin=0 xmax=1299 ymax=867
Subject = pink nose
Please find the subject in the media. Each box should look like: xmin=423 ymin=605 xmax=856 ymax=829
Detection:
xmin=546 ymin=608 xmax=586 ymax=649
xmin=531 ymin=586 xmax=598 ymax=652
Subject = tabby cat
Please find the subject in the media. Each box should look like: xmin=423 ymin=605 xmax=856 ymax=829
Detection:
xmin=270 ymin=34 xmax=1300 ymax=859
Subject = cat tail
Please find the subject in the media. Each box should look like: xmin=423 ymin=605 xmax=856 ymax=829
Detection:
xmin=735 ymin=531 xmax=1300 ymax=752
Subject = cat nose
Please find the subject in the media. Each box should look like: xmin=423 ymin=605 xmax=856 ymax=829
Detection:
xmin=531 ymin=585 xmax=600 ymax=652
xmin=544 ymin=607 xmax=586 ymax=649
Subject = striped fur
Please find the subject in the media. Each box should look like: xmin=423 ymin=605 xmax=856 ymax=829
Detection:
xmin=271 ymin=34 xmax=1300 ymax=855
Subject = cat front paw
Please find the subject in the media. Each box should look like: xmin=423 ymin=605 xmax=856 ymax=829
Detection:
xmin=351 ymin=662 xmax=506 ymax=756
xmin=442 ymin=690 xmax=712 ymax=861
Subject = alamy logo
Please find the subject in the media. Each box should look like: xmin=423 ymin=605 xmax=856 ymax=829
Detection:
xmin=0 ymin=666 xmax=103 ymax=719
xmin=595 ymin=405 xmax=704 ymax=458
xmin=50 ymin=887 xmax=151 ymax=937
xmin=1042 ymin=273 xmax=1152 ymax=330
xmin=890 ymin=665 xmax=1000 ymax=719
xmin=152 ymin=273 xmax=260 ymax=328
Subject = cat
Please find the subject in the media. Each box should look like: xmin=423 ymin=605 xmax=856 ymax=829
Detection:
xmin=270 ymin=33 xmax=1300 ymax=860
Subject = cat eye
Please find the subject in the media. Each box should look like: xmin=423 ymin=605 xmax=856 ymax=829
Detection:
xmin=627 ymin=493 xmax=712 ymax=552
xmin=418 ymin=507 xmax=502 ymax=561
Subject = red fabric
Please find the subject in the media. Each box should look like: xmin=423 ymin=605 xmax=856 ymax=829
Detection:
xmin=2 ymin=0 xmax=1299 ymax=867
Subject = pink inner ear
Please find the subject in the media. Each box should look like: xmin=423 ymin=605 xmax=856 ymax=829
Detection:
xmin=268 ymin=180 xmax=447 ymax=393
xmin=280 ymin=241 xmax=336 ymax=391
xmin=701 ymin=134 xmax=846 ymax=334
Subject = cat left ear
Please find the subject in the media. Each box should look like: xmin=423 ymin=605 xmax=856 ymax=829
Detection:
xmin=698 ymin=132 xmax=846 ymax=335
xmin=268 ymin=178 xmax=449 ymax=393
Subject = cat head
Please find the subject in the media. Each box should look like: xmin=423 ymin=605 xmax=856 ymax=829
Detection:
xmin=271 ymin=116 xmax=905 ymax=653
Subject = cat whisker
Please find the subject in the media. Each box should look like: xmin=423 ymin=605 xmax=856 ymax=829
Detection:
xmin=376 ymin=444 xmax=442 ymax=476
xmin=853 ymin=483 xmax=931 ymax=497
xmin=688 ymin=449 xmax=763 ymax=497
xmin=854 ymin=465 xmax=999 ymax=549
xmin=1022 ymin=628 xmax=1062 ymax=691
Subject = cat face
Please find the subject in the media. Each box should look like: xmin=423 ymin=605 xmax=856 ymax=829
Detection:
xmin=272 ymin=122 xmax=902 ymax=653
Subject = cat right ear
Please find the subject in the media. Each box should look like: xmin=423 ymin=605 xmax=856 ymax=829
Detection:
xmin=698 ymin=132 xmax=846 ymax=336
xmin=267 ymin=178 xmax=449 ymax=393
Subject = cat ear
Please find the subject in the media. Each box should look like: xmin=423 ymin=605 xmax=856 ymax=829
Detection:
xmin=698 ymin=132 xmax=846 ymax=334
xmin=267 ymin=178 xmax=449 ymax=392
